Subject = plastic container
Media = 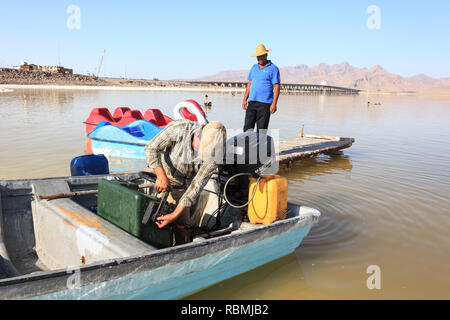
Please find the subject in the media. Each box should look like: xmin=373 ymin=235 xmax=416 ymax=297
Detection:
xmin=70 ymin=154 xmax=109 ymax=176
xmin=97 ymin=179 xmax=173 ymax=249
xmin=247 ymin=175 xmax=288 ymax=225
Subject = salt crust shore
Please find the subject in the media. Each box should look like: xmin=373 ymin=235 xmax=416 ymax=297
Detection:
xmin=3 ymin=84 xmax=446 ymax=96
xmin=0 ymin=84 xmax=393 ymax=95
xmin=0 ymin=84 xmax=245 ymax=93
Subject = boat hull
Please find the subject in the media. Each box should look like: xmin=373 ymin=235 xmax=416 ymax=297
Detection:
xmin=0 ymin=173 xmax=320 ymax=300
xmin=90 ymin=139 xmax=146 ymax=159
xmin=88 ymin=119 xmax=162 ymax=159
xmin=36 ymin=220 xmax=312 ymax=300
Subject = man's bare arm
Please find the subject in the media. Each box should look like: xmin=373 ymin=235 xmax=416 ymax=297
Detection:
xmin=242 ymin=81 xmax=251 ymax=110
xmin=270 ymin=83 xmax=280 ymax=114
xmin=153 ymin=166 xmax=172 ymax=192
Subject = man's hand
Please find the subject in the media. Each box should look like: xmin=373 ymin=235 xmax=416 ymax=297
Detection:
xmin=153 ymin=167 xmax=172 ymax=192
xmin=242 ymin=81 xmax=251 ymax=110
xmin=270 ymin=103 xmax=277 ymax=114
xmin=155 ymin=211 xmax=177 ymax=229
xmin=155 ymin=175 xmax=172 ymax=192
xmin=271 ymin=83 xmax=280 ymax=114
xmin=155 ymin=203 xmax=186 ymax=229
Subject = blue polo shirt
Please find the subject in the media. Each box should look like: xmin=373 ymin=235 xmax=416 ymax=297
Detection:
xmin=247 ymin=61 xmax=280 ymax=104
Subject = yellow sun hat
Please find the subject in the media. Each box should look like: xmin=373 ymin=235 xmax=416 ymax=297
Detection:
xmin=250 ymin=44 xmax=272 ymax=57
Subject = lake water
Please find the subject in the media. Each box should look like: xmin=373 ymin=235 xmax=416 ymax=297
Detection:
xmin=0 ymin=87 xmax=449 ymax=299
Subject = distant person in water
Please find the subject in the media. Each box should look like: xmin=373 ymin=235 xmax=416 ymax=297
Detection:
xmin=203 ymin=94 xmax=212 ymax=109
xmin=242 ymin=44 xmax=280 ymax=132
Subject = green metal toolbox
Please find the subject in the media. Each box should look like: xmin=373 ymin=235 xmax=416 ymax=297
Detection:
xmin=97 ymin=178 xmax=173 ymax=249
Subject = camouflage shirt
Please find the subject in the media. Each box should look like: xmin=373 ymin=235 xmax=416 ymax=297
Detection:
xmin=145 ymin=119 xmax=217 ymax=207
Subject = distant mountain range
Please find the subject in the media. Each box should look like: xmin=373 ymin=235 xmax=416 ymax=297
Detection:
xmin=198 ymin=62 xmax=450 ymax=93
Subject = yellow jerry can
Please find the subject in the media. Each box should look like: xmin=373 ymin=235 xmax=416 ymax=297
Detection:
xmin=248 ymin=174 xmax=288 ymax=225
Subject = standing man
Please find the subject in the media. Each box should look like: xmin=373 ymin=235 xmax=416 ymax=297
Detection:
xmin=242 ymin=44 xmax=280 ymax=132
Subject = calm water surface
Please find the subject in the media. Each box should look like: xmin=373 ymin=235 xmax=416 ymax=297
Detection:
xmin=0 ymin=88 xmax=449 ymax=299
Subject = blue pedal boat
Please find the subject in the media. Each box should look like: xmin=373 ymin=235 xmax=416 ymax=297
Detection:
xmin=88 ymin=120 xmax=163 ymax=160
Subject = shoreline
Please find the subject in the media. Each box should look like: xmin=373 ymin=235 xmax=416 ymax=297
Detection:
xmin=2 ymin=68 xmax=449 ymax=96
xmin=0 ymin=83 xmax=246 ymax=93
xmin=1 ymin=83 xmax=449 ymax=97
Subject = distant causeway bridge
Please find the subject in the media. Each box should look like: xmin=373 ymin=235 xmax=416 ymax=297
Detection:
xmin=181 ymin=80 xmax=360 ymax=94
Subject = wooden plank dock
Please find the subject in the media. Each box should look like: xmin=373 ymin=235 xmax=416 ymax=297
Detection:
xmin=276 ymin=134 xmax=355 ymax=166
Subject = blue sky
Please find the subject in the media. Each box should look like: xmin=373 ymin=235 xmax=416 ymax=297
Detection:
xmin=1 ymin=1 xmax=449 ymax=79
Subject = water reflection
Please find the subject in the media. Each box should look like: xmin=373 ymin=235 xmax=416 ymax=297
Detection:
xmin=18 ymin=89 xmax=75 ymax=109
xmin=186 ymin=254 xmax=310 ymax=300
xmin=107 ymin=156 xmax=146 ymax=172
xmin=280 ymin=154 xmax=353 ymax=179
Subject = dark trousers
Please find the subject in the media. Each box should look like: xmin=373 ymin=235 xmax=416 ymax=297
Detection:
xmin=243 ymin=101 xmax=271 ymax=132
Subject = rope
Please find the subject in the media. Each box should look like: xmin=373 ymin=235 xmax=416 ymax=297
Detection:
xmin=223 ymin=173 xmax=262 ymax=209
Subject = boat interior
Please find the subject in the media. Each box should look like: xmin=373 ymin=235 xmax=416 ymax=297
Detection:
xmin=0 ymin=172 xmax=297 ymax=280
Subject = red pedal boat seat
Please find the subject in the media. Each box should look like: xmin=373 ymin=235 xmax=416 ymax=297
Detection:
xmin=85 ymin=108 xmax=114 ymax=134
xmin=144 ymin=109 xmax=173 ymax=127
xmin=112 ymin=107 xmax=131 ymax=122
xmin=116 ymin=110 xmax=144 ymax=127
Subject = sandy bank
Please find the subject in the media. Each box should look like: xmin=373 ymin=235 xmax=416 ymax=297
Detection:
xmin=0 ymin=83 xmax=246 ymax=93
